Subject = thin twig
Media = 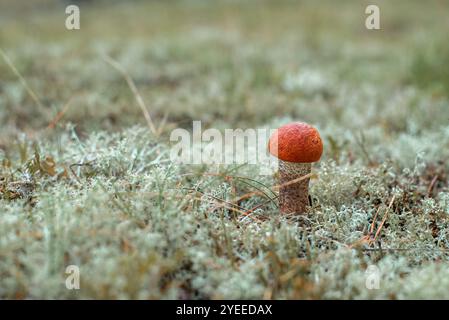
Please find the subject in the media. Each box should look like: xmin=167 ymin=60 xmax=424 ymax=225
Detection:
xmin=69 ymin=161 xmax=95 ymax=184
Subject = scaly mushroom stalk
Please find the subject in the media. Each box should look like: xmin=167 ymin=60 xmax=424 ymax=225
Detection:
xmin=278 ymin=160 xmax=311 ymax=214
xmin=268 ymin=122 xmax=323 ymax=214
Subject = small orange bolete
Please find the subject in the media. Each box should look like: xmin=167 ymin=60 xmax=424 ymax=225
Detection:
xmin=268 ymin=122 xmax=323 ymax=214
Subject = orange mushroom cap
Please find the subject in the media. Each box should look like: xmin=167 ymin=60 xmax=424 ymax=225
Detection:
xmin=268 ymin=122 xmax=323 ymax=163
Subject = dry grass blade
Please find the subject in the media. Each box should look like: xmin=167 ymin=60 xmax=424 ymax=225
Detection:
xmin=373 ymin=195 xmax=396 ymax=242
xmin=427 ymin=175 xmax=439 ymax=196
xmin=232 ymin=172 xmax=316 ymax=204
xmin=240 ymin=199 xmax=273 ymax=220
xmin=182 ymin=187 xmax=246 ymax=211
xmin=46 ymin=96 xmax=76 ymax=130
xmin=349 ymin=195 xmax=397 ymax=248
xmin=0 ymin=47 xmax=50 ymax=119
xmin=369 ymin=205 xmax=382 ymax=234
xmin=156 ymin=110 xmax=170 ymax=136
xmin=101 ymin=53 xmax=157 ymax=135
xmin=272 ymin=172 xmax=316 ymax=190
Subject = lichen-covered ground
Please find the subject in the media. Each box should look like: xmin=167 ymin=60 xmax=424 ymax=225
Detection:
xmin=1 ymin=0 xmax=449 ymax=299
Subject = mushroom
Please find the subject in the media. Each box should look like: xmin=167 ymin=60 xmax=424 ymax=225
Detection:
xmin=268 ymin=122 xmax=323 ymax=214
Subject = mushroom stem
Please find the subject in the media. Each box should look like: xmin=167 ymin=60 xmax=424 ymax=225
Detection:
xmin=278 ymin=160 xmax=311 ymax=214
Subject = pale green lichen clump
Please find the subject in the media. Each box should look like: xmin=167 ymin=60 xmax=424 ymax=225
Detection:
xmin=1 ymin=0 xmax=449 ymax=299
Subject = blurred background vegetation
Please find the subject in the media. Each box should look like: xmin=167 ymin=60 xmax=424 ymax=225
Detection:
xmin=1 ymin=0 xmax=449 ymax=136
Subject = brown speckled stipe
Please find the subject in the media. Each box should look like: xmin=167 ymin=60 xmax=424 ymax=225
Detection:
xmin=278 ymin=160 xmax=311 ymax=214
